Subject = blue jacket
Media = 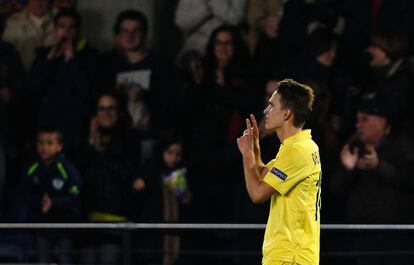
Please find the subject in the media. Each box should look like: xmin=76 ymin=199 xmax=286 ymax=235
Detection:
xmin=21 ymin=154 xmax=82 ymax=222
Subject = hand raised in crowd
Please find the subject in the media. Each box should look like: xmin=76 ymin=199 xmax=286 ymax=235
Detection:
xmin=133 ymin=177 xmax=146 ymax=191
xmin=216 ymin=68 xmax=225 ymax=87
xmin=340 ymin=144 xmax=359 ymax=171
xmin=63 ymin=37 xmax=74 ymax=61
xmin=190 ymin=58 xmax=204 ymax=85
xmin=356 ymin=145 xmax=379 ymax=170
xmin=47 ymin=40 xmax=63 ymax=60
xmin=89 ymin=117 xmax=103 ymax=151
xmin=47 ymin=36 xmax=74 ymax=61
xmin=41 ymin=193 xmax=52 ymax=213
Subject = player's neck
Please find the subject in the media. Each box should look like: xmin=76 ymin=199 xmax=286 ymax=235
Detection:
xmin=276 ymin=126 xmax=302 ymax=144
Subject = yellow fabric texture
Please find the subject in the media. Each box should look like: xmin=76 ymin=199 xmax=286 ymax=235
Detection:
xmin=262 ymin=130 xmax=321 ymax=265
xmin=264 ymin=261 xmax=300 ymax=265
xmin=89 ymin=211 xmax=127 ymax=222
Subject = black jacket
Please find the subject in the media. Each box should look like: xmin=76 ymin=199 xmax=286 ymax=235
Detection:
xmin=78 ymin=122 xmax=141 ymax=220
xmin=331 ymin=133 xmax=414 ymax=223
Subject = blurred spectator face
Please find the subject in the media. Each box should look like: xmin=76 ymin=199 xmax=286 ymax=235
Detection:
xmin=356 ymin=112 xmax=388 ymax=144
xmin=263 ymin=92 xmax=286 ymax=130
xmin=37 ymin=132 xmax=63 ymax=162
xmin=317 ymin=46 xmax=336 ymax=67
xmin=260 ymin=16 xmax=281 ymax=38
xmin=163 ymin=143 xmax=183 ymax=169
xmin=96 ymin=95 xmax=119 ymax=128
xmin=117 ymin=19 xmax=144 ymax=52
xmin=27 ymin=0 xmax=49 ymax=17
xmin=214 ymin=31 xmax=234 ymax=65
xmin=367 ymin=46 xmax=390 ymax=66
xmin=264 ymin=80 xmax=278 ymax=104
xmin=0 ymin=88 xmax=11 ymax=103
xmin=54 ymin=15 xmax=77 ymax=42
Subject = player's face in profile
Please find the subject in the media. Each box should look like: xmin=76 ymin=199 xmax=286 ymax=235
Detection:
xmin=37 ymin=132 xmax=63 ymax=162
xmin=356 ymin=112 xmax=388 ymax=144
xmin=214 ymin=31 xmax=234 ymax=65
xmin=163 ymin=143 xmax=183 ymax=169
xmin=263 ymin=92 xmax=285 ymax=130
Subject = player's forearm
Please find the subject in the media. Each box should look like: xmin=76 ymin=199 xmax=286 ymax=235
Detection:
xmin=242 ymin=153 xmax=265 ymax=202
xmin=252 ymin=158 xmax=267 ymax=181
xmin=254 ymin=143 xmax=266 ymax=179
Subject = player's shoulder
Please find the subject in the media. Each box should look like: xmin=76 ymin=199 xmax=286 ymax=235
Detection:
xmin=287 ymin=140 xmax=320 ymax=168
xmin=292 ymin=137 xmax=319 ymax=153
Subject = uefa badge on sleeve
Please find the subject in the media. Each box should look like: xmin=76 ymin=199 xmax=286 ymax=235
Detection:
xmin=270 ymin=167 xmax=288 ymax=181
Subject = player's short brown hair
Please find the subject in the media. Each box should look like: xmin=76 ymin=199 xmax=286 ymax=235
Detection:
xmin=276 ymin=79 xmax=315 ymax=128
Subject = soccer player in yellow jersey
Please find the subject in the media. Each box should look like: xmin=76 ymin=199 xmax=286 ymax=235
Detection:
xmin=237 ymin=79 xmax=321 ymax=265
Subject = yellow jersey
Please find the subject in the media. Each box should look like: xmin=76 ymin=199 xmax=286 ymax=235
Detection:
xmin=262 ymin=130 xmax=321 ymax=265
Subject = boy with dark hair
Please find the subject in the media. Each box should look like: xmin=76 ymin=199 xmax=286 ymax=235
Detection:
xmin=21 ymin=126 xmax=81 ymax=263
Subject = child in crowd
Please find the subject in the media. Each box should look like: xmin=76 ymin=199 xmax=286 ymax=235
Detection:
xmin=21 ymin=126 xmax=81 ymax=263
xmin=137 ymin=134 xmax=191 ymax=265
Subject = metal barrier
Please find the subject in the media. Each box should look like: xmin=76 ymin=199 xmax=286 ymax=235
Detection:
xmin=0 ymin=223 xmax=414 ymax=264
xmin=1 ymin=223 xmax=414 ymax=230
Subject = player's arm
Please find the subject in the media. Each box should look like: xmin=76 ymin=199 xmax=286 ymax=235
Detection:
xmin=237 ymin=117 xmax=277 ymax=204
xmin=241 ymin=152 xmax=277 ymax=203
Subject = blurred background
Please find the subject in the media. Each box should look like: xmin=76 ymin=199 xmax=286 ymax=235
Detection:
xmin=0 ymin=0 xmax=414 ymax=264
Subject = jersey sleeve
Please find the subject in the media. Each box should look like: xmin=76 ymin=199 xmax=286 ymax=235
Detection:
xmin=266 ymin=158 xmax=276 ymax=170
xmin=263 ymin=145 xmax=310 ymax=195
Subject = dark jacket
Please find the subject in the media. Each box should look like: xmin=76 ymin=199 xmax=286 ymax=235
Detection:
xmin=28 ymin=43 xmax=98 ymax=156
xmin=0 ymin=41 xmax=25 ymax=150
xmin=0 ymin=41 xmax=25 ymax=94
xmin=78 ymin=122 xmax=141 ymax=220
xmin=331 ymin=133 xmax=414 ymax=223
xmin=371 ymin=59 xmax=414 ymax=133
xmin=21 ymin=153 xmax=82 ymax=222
xmin=99 ymin=49 xmax=178 ymax=132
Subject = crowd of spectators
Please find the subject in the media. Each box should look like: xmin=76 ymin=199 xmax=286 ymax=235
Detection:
xmin=1 ymin=0 xmax=414 ymax=264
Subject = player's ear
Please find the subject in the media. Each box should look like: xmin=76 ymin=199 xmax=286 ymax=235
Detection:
xmin=284 ymin=108 xmax=292 ymax=121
